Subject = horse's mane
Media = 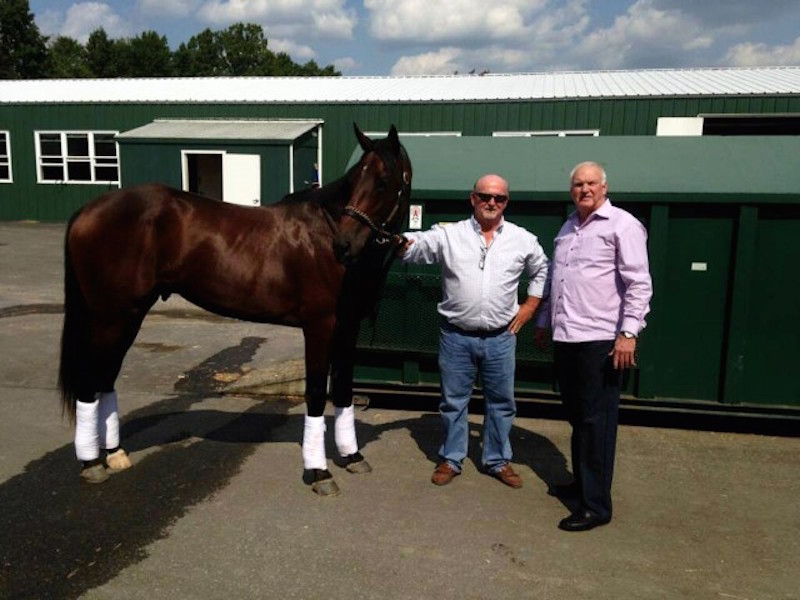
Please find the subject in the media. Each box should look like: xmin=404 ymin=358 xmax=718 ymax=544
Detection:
xmin=278 ymin=136 xmax=405 ymax=211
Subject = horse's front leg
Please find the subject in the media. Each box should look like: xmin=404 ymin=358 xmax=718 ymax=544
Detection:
xmin=330 ymin=328 xmax=372 ymax=474
xmin=302 ymin=319 xmax=340 ymax=496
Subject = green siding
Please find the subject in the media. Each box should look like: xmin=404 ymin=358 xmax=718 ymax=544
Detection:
xmin=2 ymin=90 xmax=799 ymax=408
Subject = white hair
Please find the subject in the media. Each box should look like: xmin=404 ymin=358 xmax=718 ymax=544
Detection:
xmin=570 ymin=161 xmax=607 ymax=183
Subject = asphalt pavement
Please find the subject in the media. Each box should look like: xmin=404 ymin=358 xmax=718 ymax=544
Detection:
xmin=1 ymin=221 xmax=798 ymax=600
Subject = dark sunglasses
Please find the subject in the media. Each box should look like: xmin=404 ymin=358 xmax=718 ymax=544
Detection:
xmin=474 ymin=192 xmax=508 ymax=204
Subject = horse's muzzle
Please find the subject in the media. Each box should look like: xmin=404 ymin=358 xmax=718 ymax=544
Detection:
xmin=333 ymin=238 xmax=355 ymax=265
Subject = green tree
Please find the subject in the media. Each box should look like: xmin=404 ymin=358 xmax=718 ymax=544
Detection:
xmin=173 ymin=28 xmax=223 ymax=76
xmin=47 ymin=36 xmax=92 ymax=78
xmin=0 ymin=0 xmax=48 ymax=78
xmin=217 ymin=22 xmax=274 ymax=75
xmin=128 ymin=31 xmax=173 ymax=77
xmin=174 ymin=23 xmax=340 ymax=77
xmin=86 ymin=28 xmax=119 ymax=77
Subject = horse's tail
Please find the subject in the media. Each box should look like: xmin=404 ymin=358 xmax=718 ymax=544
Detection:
xmin=58 ymin=216 xmax=90 ymax=422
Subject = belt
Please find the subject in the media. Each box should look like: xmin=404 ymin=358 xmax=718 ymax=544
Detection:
xmin=440 ymin=318 xmax=509 ymax=337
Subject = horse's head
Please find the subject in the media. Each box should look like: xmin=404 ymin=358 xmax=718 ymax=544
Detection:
xmin=333 ymin=124 xmax=412 ymax=264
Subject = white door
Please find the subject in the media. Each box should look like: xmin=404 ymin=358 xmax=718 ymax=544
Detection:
xmin=222 ymin=154 xmax=261 ymax=206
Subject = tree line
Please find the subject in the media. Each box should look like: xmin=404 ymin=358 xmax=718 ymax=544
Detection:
xmin=0 ymin=0 xmax=340 ymax=79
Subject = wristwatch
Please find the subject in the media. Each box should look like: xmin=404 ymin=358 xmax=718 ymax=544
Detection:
xmin=620 ymin=331 xmax=636 ymax=339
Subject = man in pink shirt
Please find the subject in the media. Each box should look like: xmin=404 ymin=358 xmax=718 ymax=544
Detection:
xmin=536 ymin=161 xmax=652 ymax=532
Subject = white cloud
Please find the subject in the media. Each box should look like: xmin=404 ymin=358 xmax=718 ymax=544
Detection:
xmin=332 ymin=56 xmax=358 ymax=73
xmin=57 ymin=2 xmax=131 ymax=43
xmin=268 ymin=38 xmax=317 ymax=60
xmin=725 ymin=37 xmax=800 ymax=67
xmin=390 ymin=47 xmax=463 ymax=76
xmin=35 ymin=9 xmax=63 ymax=39
xmin=572 ymin=0 xmax=712 ymax=69
xmin=137 ymin=0 xmax=201 ymax=18
xmin=375 ymin=0 xmax=591 ymax=74
xmin=366 ymin=0 xmax=546 ymax=44
xmin=196 ymin=0 xmax=356 ymax=39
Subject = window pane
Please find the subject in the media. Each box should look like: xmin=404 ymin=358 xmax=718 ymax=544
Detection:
xmin=94 ymin=166 xmax=119 ymax=182
xmin=40 ymin=134 xmax=62 ymax=157
xmin=66 ymin=134 xmax=90 ymax=157
xmin=0 ymin=165 xmax=9 ymax=180
xmin=0 ymin=137 xmax=7 ymax=155
xmin=42 ymin=165 xmax=64 ymax=180
xmin=67 ymin=161 xmax=91 ymax=181
xmin=94 ymin=135 xmax=117 ymax=157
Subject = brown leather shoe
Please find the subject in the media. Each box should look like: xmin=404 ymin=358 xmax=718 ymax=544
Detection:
xmin=431 ymin=462 xmax=459 ymax=486
xmin=492 ymin=463 xmax=523 ymax=489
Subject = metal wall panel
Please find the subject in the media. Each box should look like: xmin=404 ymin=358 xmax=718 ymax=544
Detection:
xmin=3 ymin=94 xmax=800 ymax=220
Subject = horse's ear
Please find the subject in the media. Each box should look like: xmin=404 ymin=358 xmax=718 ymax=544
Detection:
xmin=387 ymin=125 xmax=401 ymax=155
xmin=354 ymin=123 xmax=372 ymax=152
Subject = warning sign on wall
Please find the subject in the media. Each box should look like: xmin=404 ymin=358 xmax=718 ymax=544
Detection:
xmin=409 ymin=204 xmax=423 ymax=229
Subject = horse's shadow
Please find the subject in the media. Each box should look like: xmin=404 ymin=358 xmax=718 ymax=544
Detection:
xmin=1 ymin=329 xmax=572 ymax=599
xmin=0 ymin=395 xmax=573 ymax=600
xmin=119 ymin=397 xmax=574 ymax=508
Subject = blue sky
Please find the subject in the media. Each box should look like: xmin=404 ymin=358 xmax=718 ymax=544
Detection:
xmin=29 ymin=0 xmax=800 ymax=76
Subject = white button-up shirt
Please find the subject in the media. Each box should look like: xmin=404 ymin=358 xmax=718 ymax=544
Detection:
xmin=402 ymin=216 xmax=549 ymax=331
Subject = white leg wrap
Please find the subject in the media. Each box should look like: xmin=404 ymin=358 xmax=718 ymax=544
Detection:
xmin=75 ymin=399 xmax=100 ymax=462
xmin=334 ymin=405 xmax=358 ymax=457
xmin=97 ymin=390 xmax=120 ymax=450
xmin=302 ymin=414 xmax=328 ymax=471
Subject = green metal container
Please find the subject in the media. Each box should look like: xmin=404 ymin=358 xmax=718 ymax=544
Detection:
xmin=353 ymin=136 xmax=800 ymax=411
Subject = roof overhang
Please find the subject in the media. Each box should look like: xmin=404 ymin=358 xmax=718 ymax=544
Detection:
xmin=116 ymin=119 xmax=322 ymax=142
xmin=366 ymin=135 xmax=800 ymax=204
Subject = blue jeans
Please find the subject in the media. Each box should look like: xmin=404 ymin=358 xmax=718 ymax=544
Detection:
xmin=438 ymin=325 xmax=517 ymax=473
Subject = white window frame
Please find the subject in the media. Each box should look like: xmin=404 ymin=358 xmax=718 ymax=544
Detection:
xmin=35 ymin=130 xmax=120 ymax=184
xmin=0 ymin=131 xmax=11 ymax=183
xmin=493 ymin=130 xmax=600 ymax=137
xmin=365 ymin=131 xmax=462 ymax=138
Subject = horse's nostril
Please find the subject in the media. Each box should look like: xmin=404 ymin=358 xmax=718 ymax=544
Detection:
xmin=333 ymin=239 xmax=351 ymax=262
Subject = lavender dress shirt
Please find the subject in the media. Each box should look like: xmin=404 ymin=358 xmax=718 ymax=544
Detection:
xmin=537 ymin=199 xmax=652 ymax=342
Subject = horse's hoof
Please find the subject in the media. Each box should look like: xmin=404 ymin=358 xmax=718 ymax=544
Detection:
xmin=344 ymin=453 xmax=372 ymax=474
xmin=312 ymin=478 xmax=341 ymax=496
xmin=105 ymin=448 xmax=132 ymax=471
xmin=80 ymin=463 xmax=109 ymax=484
xmin=304 ymin=469 xmax=341 ymax=496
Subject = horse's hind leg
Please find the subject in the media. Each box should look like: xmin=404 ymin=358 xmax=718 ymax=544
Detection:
xmin=76 ymin=308 xmax=150 ymax=483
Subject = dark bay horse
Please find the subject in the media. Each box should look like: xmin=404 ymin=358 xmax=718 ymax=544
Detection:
xmin=59 ymin=124 xmax=412 ymax=495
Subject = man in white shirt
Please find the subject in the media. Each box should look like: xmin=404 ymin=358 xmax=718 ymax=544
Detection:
xmin=400 ymin=174 xmax=549 ymax=488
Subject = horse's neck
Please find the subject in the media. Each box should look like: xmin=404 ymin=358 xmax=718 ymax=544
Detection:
xmin=315 ymin=177 xmax=352 ymax=221
xmin=319 ymin=175 xmax=352 ymax=214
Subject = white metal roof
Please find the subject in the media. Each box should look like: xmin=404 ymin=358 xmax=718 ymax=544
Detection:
xmin=1 ymin=67 xmax=800 ymax=104
xmin=116 ymin=119 xmax=321 ymax=140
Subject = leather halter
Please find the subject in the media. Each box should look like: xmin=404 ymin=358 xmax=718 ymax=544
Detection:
xmin=342 ymin=187 xmax=405 ymax=245
xmin=336 ymin=152 xmax=411 ymax=245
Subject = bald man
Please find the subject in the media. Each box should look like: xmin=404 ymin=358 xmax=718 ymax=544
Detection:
xmin=400 ymin=174 xmax=549 ymax=489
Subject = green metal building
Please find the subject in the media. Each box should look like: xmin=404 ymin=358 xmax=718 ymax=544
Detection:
xmin=1 ymin=67 xmax=799 ymax=412
xmin=2 ymin=67 xmax=800 ymax=220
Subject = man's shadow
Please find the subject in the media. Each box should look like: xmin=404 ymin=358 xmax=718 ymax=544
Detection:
xmin=350 ymin=411 xmax=574 ymax=505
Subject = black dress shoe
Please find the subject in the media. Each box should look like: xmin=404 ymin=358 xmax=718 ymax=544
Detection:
xmin=558 ymin=510 xmax=610 ymax=532
xmin=548 ymin=482 xmax=579 ymax=497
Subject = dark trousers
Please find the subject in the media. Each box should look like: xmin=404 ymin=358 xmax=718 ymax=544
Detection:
xmin=554 ymin=340 xmax=620 ymax=521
